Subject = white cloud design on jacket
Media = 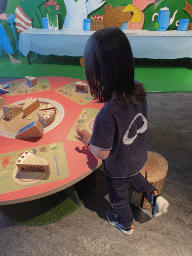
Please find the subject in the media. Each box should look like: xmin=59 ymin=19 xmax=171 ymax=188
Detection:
xmin=123 ymin=113 xmax=147 ymax=145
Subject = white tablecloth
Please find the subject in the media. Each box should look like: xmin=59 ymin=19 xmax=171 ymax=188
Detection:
xmin=19 ymin=29 xmax=192 ymax=59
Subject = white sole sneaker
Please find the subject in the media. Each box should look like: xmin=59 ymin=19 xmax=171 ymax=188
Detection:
xmin=152 ymin=195 xmax=169 ymax=218
xmin=107 ymin=208 xmax=134 ymax=235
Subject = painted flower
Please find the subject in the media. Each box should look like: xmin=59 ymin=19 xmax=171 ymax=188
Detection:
xmin=39 ymin=147 xmax=48 ymax=153
xmin=44 ymin=0 xmax=60 ymax=15
xmin=77 ymin=120 xmax=84 ymax=124
xmin=53 ymin=1 xmax=57 ymax=6
xmin=50 ymin=145 xmax=58 ymax=150
xmin=48 ymin=0 xmax=53 ymax=5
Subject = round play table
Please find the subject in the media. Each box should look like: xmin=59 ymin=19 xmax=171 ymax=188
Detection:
xmin=0 ymin=76 xmax=104 ymax=207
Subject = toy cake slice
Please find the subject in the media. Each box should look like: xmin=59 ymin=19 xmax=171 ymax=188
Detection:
xmin=25 ymin=76 xmax=37 ymax=87
xmin=15 ymin=120 xmax=44 ymax=139
xmin=0 ymin=97 xmax=7 ymax=111
xmin=75 ymin=81 xmax=89 ymax=93
xmin=16 ymin=151 xmax=49 ymax=172
xmin=22 ymin=98 xmax=40 ymax=117
xmin=38 ymin=108 xmax=55 ymax=127
xmin=39 ymin=103 xmax=55 ymax=111
xmin=3 ymin=105 xmax=23 ymax=119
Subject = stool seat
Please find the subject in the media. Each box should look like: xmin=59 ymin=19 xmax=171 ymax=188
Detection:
xmin=140 ymin=151 xmax=168 ymax=182
xmin=129 ymin=151 xmax=168 ymax=209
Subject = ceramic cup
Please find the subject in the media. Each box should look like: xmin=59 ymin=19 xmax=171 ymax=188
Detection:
xmin=176 ymin=19 xmax=189 ymax=31
xmin=120 ymin=22 xmax=128 ymax=30
xmin=83 ymin=19 xmax=91 ymax=31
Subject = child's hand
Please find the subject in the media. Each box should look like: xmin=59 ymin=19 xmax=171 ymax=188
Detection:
xmin=0 ymin=13 xmax=9 ymax=20
xmin=75 ymin=129 xmax=91 ymax=146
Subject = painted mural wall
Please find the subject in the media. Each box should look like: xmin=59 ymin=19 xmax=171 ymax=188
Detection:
xmin=0 ymin=0 xmax=192 ymax=57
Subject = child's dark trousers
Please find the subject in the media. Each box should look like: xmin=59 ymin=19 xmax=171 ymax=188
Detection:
xmin=106 ymin=171 xmax=156 ymax=229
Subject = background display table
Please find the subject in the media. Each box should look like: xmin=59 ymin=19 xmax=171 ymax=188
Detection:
xmin=19 ymin=29 xmax=192 ymax=59
xmin=0 ymin=76 xmax=104 ymax=206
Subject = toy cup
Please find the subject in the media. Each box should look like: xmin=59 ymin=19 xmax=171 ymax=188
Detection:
xmin=42 ymin=17 xmax=48 ymax=29
xmin=83 ymin=19 xmax=91 ymax=31
xmin=176 ymin=19 xmax=189 ymax=31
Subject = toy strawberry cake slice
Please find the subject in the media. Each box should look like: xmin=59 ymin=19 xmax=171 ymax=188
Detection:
xmin=16 ymin=151 xmax=49 ymax=172
xmin=38 ymin=108 xmax=56 ymax=127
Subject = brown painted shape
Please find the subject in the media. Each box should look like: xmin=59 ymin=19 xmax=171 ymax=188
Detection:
xmin=188 ymin=23 xmax=192 ymax=30
xmin=103 ymin=4 xmax=133 ymax=28
xmin=183 ymin=1 xmax=192 ymax=19
xmin=80 ymin=57 xmax=84 ymax=68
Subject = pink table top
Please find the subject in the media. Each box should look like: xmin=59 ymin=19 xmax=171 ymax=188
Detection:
xmin=0 ymin=76 xmax=104 ymax=205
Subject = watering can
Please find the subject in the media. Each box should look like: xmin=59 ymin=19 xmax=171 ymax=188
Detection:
xmin=152 ymin=4 xmax=178 ymax=31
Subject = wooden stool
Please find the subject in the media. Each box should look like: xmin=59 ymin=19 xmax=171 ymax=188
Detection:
xmin=128 ymin=151 xmax=168 ymax=209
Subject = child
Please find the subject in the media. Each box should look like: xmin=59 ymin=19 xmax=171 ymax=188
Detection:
xmin=75 ymin=27 xmax=169 ymax=235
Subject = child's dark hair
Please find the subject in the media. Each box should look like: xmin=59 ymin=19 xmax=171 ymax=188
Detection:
xmin=84 ymin=26 xmax=146 ymax=107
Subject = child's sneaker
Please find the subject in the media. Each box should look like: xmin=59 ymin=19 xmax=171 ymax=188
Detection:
xmin=107 ymin=208 xmax=134 ymax=235
xmin=150 ymin=190 xmax=169 ymax=218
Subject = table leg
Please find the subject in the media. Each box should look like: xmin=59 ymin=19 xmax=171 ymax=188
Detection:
xmin=27 ymin=52 xmax=31 ymax=65
xmin=65 ymin=185 xmax=81 ymax=207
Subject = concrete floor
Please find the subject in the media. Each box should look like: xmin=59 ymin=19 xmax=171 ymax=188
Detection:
xmin=0 ymin=90 xmax=192 ymax=256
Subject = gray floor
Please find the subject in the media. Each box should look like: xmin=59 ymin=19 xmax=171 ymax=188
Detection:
xmin=0 ymin=87 xmax=192 ymax=256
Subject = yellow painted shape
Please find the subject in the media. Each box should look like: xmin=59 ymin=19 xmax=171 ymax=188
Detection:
xmin=123 ymin=4 xmax=142 ymax=23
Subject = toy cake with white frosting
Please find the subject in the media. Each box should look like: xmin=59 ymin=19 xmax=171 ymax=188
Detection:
xmin=16 ymin=151 xmax=49 ymax=172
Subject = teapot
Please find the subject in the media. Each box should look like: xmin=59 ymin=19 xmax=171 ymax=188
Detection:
xmin=152 ymin=4 xmax=178 ymax=31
